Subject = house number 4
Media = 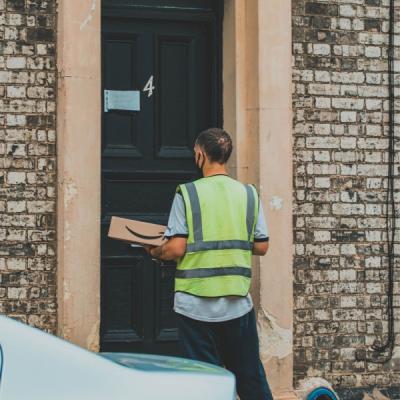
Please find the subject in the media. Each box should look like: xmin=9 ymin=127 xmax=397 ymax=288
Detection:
xmin=143 ymin=75 xmax=155 ymax=98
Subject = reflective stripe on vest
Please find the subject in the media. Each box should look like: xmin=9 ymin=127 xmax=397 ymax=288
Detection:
xmin=175 ymin=177 xmax=258 ymax=298
xmin=186 ymin=240 xmax=252 ymax=253
xmin=175 ymin=266 xmax=252 ymax=279
xmin=185 ymin=182 xmax=203 ymax=242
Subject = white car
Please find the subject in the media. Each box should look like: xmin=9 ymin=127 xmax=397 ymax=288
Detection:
xmin=0 ymin=315 xmax=235 ymax=400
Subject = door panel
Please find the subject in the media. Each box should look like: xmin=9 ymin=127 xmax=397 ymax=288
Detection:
xmin=101 ymin=1 xmax=222 ymax=355
xmin=102 ymin=258 xmax=143 ymax=342
xmin=103 ymin=36 xmax=141 ymax=158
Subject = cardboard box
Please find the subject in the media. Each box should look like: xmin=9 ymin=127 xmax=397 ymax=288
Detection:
xmin=108 ymin=216 xmax=167 ymax=247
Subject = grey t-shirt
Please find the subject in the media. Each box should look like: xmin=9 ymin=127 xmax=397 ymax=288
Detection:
xmin=165 ymin=182 xmax=269 ymax=322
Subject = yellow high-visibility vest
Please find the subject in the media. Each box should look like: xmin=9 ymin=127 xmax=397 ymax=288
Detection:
xmin=175 ymin=175 xmax=259 ymax=297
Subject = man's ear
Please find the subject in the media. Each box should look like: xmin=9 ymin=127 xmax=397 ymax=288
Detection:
xmin=195 ymin=150 xmax=207 ymax=168
xmin=195 ymin=151 xmax=202 ymax=168
xmin=200 ymin=151 xmax=208 ymax=168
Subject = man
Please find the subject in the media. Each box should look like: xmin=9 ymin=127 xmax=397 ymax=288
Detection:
xmin=144 ymin=128 xmax=273 ymax=400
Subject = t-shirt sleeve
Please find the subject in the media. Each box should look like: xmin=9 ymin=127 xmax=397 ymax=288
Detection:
xmin=254 ymin=201 xmax=269 ymax=242
xmin=164 ymin=192 xmax=189 ymax=238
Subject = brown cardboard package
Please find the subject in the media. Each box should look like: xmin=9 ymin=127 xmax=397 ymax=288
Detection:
xmin=108 ymin=216 xmax=167 ymax=247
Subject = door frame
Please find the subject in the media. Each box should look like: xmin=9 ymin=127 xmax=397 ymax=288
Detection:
xmin=57 ymin=0 xmax=294 ymax=397
xmin=100 ymin=2 xmax=224 ymax=353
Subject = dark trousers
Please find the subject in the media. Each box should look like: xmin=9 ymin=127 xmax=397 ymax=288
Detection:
xmin=176 ymin=309 xmax=274 ymax=400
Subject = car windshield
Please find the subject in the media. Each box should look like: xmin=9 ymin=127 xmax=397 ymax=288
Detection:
xmin=101 ymin=353 xmax=228 ymax=375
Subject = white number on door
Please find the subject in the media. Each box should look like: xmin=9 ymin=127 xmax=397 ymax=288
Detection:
xmin=143 ymin=75 xmax=155 ymax=98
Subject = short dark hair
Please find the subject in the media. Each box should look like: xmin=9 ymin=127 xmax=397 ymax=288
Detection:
xmin=195 ymin=128 xmax=233 ymax=164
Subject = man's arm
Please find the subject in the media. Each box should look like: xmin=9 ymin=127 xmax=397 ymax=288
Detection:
xmin=147 ymin=237 xmax=187 ymax=261
xmin=252 ymin=201 xmax=269 ymax=256
xmin=253 ymin=241 xmax=269 ymax=256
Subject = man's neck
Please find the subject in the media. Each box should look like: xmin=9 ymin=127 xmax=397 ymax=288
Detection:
xmin=203 ymin=164 xmax=228 ymax=177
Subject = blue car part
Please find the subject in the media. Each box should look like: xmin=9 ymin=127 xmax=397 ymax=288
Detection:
xmin=306 ymin=387 xmax=338 ymax=400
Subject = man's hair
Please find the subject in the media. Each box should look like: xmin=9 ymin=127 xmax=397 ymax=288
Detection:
xmin=195 ymin=128 xmax=233 ymax=164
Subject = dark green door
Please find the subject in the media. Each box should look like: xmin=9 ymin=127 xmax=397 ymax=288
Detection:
xmin=100 ymin=1 xmax=222 ymax=355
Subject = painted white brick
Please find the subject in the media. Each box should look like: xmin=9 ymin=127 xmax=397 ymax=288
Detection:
xmin=6 ymin=56 xmax=26 ymax=69
xmin=315 ymin=70 xmax=331 ymax=82
xmin=7 ymin=201 xmax=26 ymax=213
xmin=341 ymin=137 xmax=357 ymax=149
xmin=6 ymin=85 xmax=26 ymax=98
xmin=314 ymin=151 xmax=331 ymax=162
xmin=332 ymin=203 xmax=365 ymax=215
xmin=7 ymin=171 xmax=26 ymax=184
xmin=339 ymin=18 xmax=352 ymax=30
xmin=340 ymin=268 xmax=357 ymax=280
xmin=340 ymin=111 xmax=357 ymax=123
xmin=315 ymin=97 xmax=331 ymax=109
xmin=7 ymin=287 xmax=27 ymax=299
xmin=306 ymin=137 xmax=340 ymax=149
xmin=339 ymin=5 xmax=357 ymax=17
xmin=366 ymin=99 xmax=382 ymax=110
xmin=314 ymin=231 xmax=331 ymax=242
xmin=331 ymin=72 xmax=364 ymax=84
xmin=315 ymin=177 xmax=331 ymax=188
xmin=365 ymin=46 xmax=381 ymax=58
xmin=313 ymin=44 xmax=331 ymax=56
xmin=332 ymin=98 xmax=364 ymax=110
xmin=7 ymin=258 xmax=26 ymax=270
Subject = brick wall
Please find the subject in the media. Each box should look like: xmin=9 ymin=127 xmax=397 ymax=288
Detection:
xmin=292 ymin=0 xmax=400 ymax=390
xmin=0 ymin=0 xmax=57 ymax=333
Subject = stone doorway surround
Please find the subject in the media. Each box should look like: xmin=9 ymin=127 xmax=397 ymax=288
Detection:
xmin=57 ymin=0 xmax=294 ymax=398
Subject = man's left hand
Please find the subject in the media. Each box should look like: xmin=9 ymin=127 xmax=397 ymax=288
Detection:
xmin=142 ymin=244 xmax=156 ymax=255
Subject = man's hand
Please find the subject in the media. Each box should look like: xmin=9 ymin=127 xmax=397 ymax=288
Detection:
xmin=142 ymin=244 xmax=156 ymax=255
xmin=145 ymin=237 xmax=187 ymax=261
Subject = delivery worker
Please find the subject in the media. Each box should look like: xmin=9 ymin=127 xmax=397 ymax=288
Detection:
xmin=144 ymin=128 xmax=273 ymax=400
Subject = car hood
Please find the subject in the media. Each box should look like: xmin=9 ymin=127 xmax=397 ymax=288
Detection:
xmin=0 ymin=315 xmax=236 ymax=400
xmin=100 ymin=352 xmax=228 ymax=375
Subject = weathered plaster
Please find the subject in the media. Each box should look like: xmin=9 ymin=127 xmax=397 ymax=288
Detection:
xmin=57 ymin=0 xmax=101 ymax=352
xmin=86 ymin=320 xmax=101 ymax=352
xmin=64 ymin=220 xmax=71 ymax=242
xmin=258 ymin=308 xmax=292 ymax=362
xmin=63 ymin=280 xmax=71 ymax=301
xmin=63 ymin=179 xmax=78 ymax=209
